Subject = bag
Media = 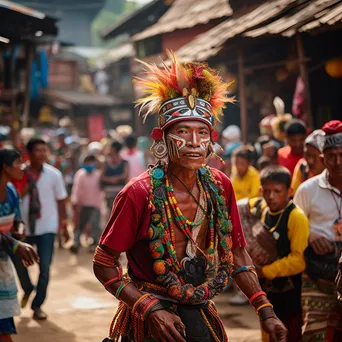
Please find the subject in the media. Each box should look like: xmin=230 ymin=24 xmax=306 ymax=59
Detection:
xmin=305 ymin=246 xmax=339 ymax=281
xmin=177 ymin=303 xmax=215 ymax=342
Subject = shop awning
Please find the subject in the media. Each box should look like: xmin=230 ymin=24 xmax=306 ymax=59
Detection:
xmin=43 ymin=89 xmax=117 ymax=107
xmin=133 ymin=0 xmax=232 ymax=42
xmin=0 ymin=0 xmax=58 ymax=43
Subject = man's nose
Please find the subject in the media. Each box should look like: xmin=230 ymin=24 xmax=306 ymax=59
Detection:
xmin=336 ymin=154 xmax=342 ymax=165
xmin=188 ymin=131 xmax=200 ymax=147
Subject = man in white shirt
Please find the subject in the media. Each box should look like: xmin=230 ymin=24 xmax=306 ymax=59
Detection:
xmin=11 ymin=138 xmax=68 ymax=320
xmin=294 ymin=120 xmax=342 ymax=341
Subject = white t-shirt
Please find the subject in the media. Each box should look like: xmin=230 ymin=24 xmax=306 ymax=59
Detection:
xmin=294 ymin=169 xmax=341 ymax=242
xmin=22 ymin=163 xmax=68 ymax=236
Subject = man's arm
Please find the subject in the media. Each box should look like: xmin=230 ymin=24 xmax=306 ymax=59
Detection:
xmin=294 ymin=184 xmax=333 ymax=255
xmin=93 ymin=190 xmax=186 ymax=342
xmin=233 ymin=247 xmax=287 ymax=342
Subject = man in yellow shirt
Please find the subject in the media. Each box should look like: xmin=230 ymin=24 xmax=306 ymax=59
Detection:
xmin=249 ymin=166 xmax=309 ymax=342
xmin=231 ymin=146 xmax=261 ymax=201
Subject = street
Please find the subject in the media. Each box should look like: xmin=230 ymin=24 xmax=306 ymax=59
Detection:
xmin=14 ymin=247 xmax=261 ymax=342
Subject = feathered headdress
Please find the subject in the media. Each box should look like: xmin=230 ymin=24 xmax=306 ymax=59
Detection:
xmin=271 ymin=96 xmax=292 ymax=141
xmin=134 ymin=51 xmax=234 ymax=131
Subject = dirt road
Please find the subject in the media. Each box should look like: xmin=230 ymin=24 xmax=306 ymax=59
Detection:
xmin=14 ymin=248 xmax=261 ymax=342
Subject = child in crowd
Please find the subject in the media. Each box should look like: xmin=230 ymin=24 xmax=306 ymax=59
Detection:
xmin=230 ymin=146 xmax=261 ymax=201
xmin=277 ymin=119 xmax=307 ymax=175
xmin=71 ymin=155 xmax=103 ymax=253
xmin=250 ymin=166 xmax=309 ymax=342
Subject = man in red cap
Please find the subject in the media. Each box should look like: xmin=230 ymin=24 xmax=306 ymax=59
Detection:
xmin=294 ymin=120 xmax=342 ymax=341
xmin=92 ymin=52 xmax=286 ymax=342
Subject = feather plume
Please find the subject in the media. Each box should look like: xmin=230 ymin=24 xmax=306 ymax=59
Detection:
xmin=134 ymin=51 xmax=234 ymax=124
xmin=273 ymin=96 xmax=285 ymax=116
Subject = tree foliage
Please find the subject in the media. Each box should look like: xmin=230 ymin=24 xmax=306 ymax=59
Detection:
xmin=91 ymin=0 xmax=137 ymax=46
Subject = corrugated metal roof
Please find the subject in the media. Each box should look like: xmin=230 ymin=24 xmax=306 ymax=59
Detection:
xmin=245 ymin=0 xmax=342 ymax=37
xmin=176 ymin=0 xmax=295 ymax=62
xmin=133 ymin=0 xmax=232 ymax=41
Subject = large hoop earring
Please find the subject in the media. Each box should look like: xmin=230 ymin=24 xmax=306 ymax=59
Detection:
xmin=151 ymin=140 xmax=168 ymax=160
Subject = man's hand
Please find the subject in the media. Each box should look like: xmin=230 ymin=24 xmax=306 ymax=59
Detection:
xmin=254 ymin=223 xmax=277 ymax=257
xmin=146 ymin=310 xmax=186 ymax=342
xmin=336 ymin=254 xmax=342 ymax=301
xmin=261 ymin=315 xmax=287 ymax=342
xmin=309 ymin=232 xmax=334 ymax=255
xmin=15 ymin=242 xmax=39 ymax=267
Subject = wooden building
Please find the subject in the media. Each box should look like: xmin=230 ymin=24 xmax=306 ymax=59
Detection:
xmin=0 ymin=0 xmax=58 ymax=141
xmin=175 ymin=0 xmax=342 ymax=141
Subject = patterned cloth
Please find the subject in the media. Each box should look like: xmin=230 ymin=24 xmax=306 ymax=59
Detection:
xmin=302 ymin=273 xmax=342 ymax=341
xmin=0 ymin=184 xmax=21 ymax=323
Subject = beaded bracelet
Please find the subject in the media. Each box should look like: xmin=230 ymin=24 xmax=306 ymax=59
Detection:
xmin=231 ymin=265 xmax=256 ymax=278
xmin=249 ymin=291 xmax=266 ymax=305
xmin=12 ymin=241 xmax=20 ymax=254
xmin=132 ymin=294 xmax=161 ymax=320
xmin=256 ymin=303 xmax=273 ymax=314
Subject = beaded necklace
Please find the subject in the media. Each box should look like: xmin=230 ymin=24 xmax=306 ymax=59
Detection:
xmin=147 ymin=163 xmax=234 ymax=304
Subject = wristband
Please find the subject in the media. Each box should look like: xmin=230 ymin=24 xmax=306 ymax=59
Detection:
xmin=232 ymin=265 xmax=256 ymax=278
xmin=12 ymin=241 xmax=20 ymax=254
xmin=115 ymin=280 xmax=131 ymax=300
xmin=103 ymin=277 xmax=121 ymax=288
xmin=249 ymin=291 xmax=266 ymax=305
xmin=258 ymin=306 xmax=275 ymax=322
xmin=256 ymin=303 xmax=273 ymax=314
xmin=132 ymin=294 xmax=161 ymax=321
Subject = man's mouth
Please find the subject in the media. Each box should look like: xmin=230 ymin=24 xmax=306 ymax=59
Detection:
xmin=183 ymin=153 xmax=203 ymax=158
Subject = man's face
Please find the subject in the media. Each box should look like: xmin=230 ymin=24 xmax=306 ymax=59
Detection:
xmin=166 ymin=121 xmax=210 ymax=170
xmin=287 ymin=134 xmax=306 ymax=155
xmin=235 ymin=156 xmax=249 ymax=177
xmin=262 ymin=181 xmax=290 ymax=212
xmin=30 ymin=144 xmax=48 ymax=164
xmin=323 ymin=147 xmax=342 ymax=178
xmin=304 ymin=144 xmax=324 ymax=176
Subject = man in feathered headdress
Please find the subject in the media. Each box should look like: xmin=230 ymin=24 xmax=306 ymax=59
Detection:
xmin=93 ymin=52 xmax=286 ymax=342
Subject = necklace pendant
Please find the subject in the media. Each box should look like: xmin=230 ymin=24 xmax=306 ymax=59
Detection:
xmin=181 ymin=256 xmax=207 ymax=286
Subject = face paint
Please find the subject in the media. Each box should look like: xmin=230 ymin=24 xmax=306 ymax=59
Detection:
xmin=199 ymin=137 xmax=210 ymax=152
xmin=166 ymin=133 xmax=186 ymax=160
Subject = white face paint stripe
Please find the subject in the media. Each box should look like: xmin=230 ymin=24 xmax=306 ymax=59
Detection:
xmin=167 ymin=133 xmax=187 ymax=151
xmin=200 ymin=138 xmax=211 ymax=151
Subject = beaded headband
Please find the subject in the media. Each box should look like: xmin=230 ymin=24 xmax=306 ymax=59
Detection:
xmin=324 ymin=133 xmax=342 ymax=150
xmin=134 ymin=51 xmax=234 ymax=132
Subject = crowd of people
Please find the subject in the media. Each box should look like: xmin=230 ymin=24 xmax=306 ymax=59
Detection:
xmin=0 ymin=58 xmax=341 ymax=342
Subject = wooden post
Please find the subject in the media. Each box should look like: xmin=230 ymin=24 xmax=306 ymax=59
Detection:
xmin=22 ymin=44 xmax=34 ymax=128
xmin=9 ymin=48 xmax=17 ymax=144
xmin=296 ymin=33 xmax=313 ymax=128
xmin=237 ymin=47 xmax=248 ymax=144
